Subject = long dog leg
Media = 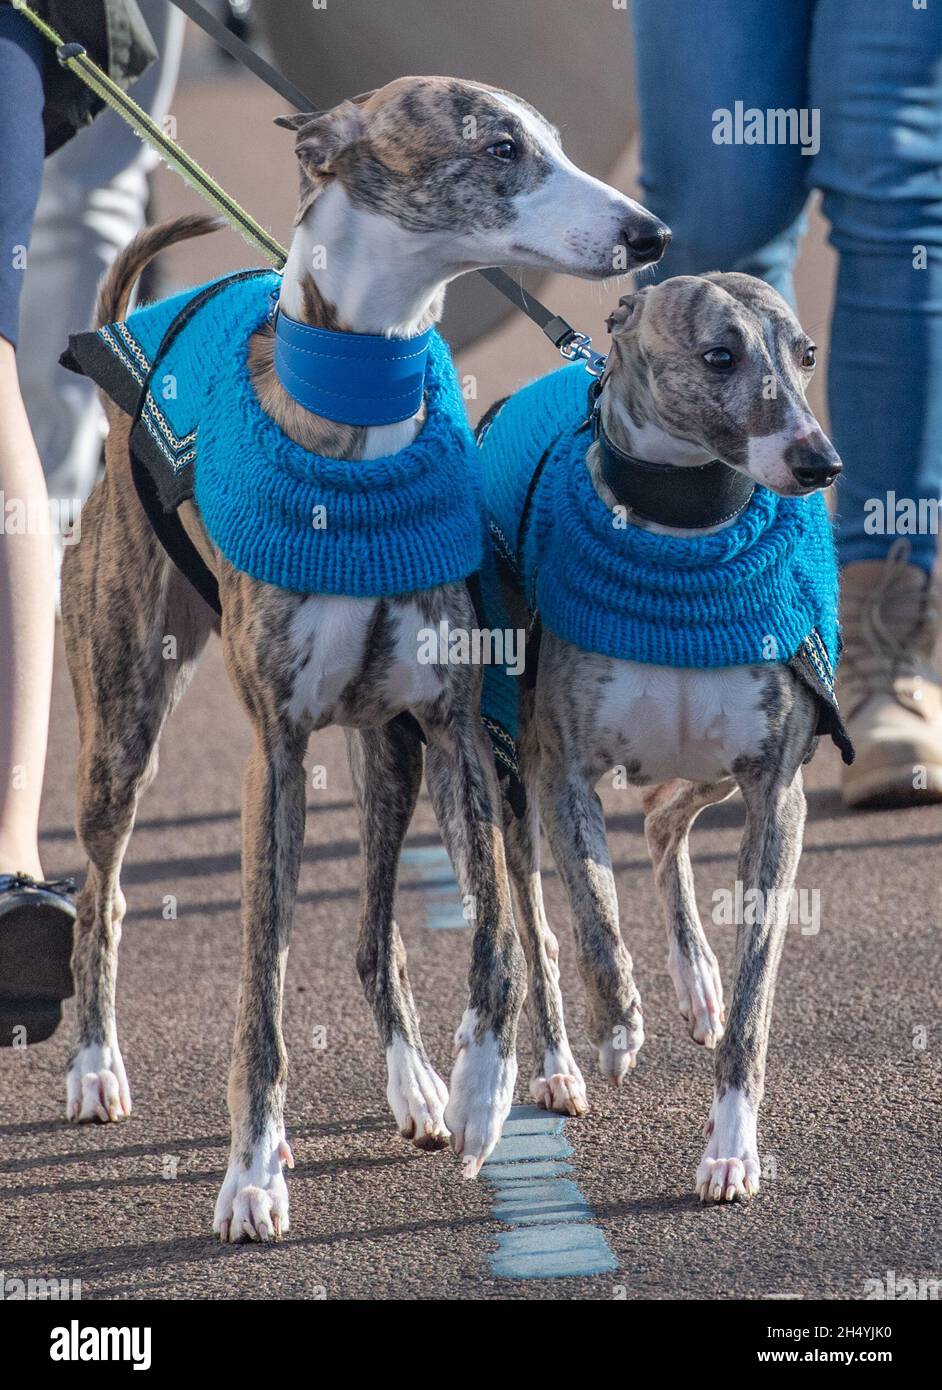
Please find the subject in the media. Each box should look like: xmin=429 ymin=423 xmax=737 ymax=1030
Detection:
xmin=213 ymin=576 xmax=310 ymax=1241
xmin=347 ymin=721 xmax=449 ymax=1149
xmin=424 ymin=712 xmax=526 ymax=1178
xmin=697 ymin=690 xmax=814 ymax=1203
xmin=62 ymin=428 xmax=212 ymax=1122
xmin=212 ymin=716 xmax=306 ymax=1242
xmin=539 ymin=764 xmax=644 ymax=1084
xmin=503 ymin=688 xmax=585 ymax=1115
xmin=643 ymin=777 xmax=736 ymax=1048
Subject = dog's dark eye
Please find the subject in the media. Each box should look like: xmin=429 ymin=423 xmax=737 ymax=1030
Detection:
xmin=801 ymin=344 xmax=817 ymax=370
xmin=703 ymin=347 xmax=735 ymax=370
xmin=486 ymin=139 xmax=518 ymax=161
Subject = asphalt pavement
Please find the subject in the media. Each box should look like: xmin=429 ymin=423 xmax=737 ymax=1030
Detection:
xmin=1 ymin=630 xmax=939 ymax=1301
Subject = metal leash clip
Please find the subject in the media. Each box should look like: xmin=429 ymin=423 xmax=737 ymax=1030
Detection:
xmin=557 ymin=331 xmax=607 ymax=379
xmin=56 ymin=41 xmax=87 ymax=65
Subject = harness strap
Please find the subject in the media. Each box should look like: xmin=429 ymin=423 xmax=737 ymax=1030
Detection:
xmin=125 ymin=269 xmax=275 ymax=615
xmin=130 ymin=449 xmax=221 ymax=614
xmin=177 ymin=501 xmax=220 ymax=585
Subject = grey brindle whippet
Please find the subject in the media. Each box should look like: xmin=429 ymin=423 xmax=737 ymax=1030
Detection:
xmin=59 ymin=77 xmax=668 ymax=1241
xmin=497 ymin=273 xmax=842 ymax=1202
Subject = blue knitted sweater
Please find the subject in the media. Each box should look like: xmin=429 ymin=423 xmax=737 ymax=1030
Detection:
xmin=84 ymin=270 xmax=482 ymax=598
xmin=477 ymin=363 xmax=849 ymax=791
xmin=480 ymin=362 xmax=840 ymax=668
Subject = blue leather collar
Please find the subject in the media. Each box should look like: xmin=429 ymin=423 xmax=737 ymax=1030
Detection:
xmin=273 ymin=310 xmax=433 ymax=426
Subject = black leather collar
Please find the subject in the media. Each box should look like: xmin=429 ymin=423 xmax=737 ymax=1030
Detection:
xmin=587 ymin=381 xmax=755 ymax=531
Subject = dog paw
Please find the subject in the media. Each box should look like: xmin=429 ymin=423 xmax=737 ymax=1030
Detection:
xmin=66 ymin=1043 xmax=131 ymax=1122
xmin=386 ymin=1038 xmax=450 ymax=1150
xmin=669 ymin=940 xmax=724 ymax=1047
xmin=213 ymin=1135 xmax=294 ymax=1243
xmin=530 ymin=1046 xmax=587 ymax=1116
xmin=444 ymin=1010 xmax=516 ymax=1179
xmin=597 ymin=1004 xmax=644 ymax=1084
xmin=696 ymin=1087 xmax=760 ymax=1203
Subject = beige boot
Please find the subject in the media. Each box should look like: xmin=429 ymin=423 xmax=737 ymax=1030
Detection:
xmin=839 ymin=540 xmax=942 ymax=808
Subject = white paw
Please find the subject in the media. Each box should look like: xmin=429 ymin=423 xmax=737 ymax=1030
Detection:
xmin=598 ymin=1004 xmax=644 ymax=1084
xmin=444 ymin=1009 xmax=516 ymax=1179
xmin=66 ymin=1043 xmax=131 ymax=1122
xmin=213 ymin=1131 xmax=294 ymax=1243
xmin=530 ymin=1045 xmax=587 ymax=1116
xmin=386 ymin=1038 xmax=450 ymax=1150
xmin=668 ymin=939 xmax=725 ymax=1047
xmin=696 ymin=1086 xmax=761 ymax=1203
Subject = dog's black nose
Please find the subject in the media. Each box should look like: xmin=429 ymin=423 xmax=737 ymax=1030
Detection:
xmin=788 ymin=445 xmax=843 ymax=489
xmin=626 ymin=221 xmax=672 ymax=266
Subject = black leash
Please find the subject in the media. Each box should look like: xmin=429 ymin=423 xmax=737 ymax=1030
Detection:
xmin=170 ymin=0 xmax=314 ymax=111
xmin=169 ymin=0 xmax=606 ymax=372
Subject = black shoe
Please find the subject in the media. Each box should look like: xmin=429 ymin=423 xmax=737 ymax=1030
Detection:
xmin=0 ymin=873 xmax=76 ymax=1046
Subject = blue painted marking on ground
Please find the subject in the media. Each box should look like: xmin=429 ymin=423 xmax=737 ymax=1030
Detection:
xmin=401 ymin=846 xmax=451 ymax=864
xmin=489 ymin=1222 xmax=617 ymax=1279
xmin=482 ymin=1104 xmax=618 ymax=1279
xmin=483 ymin=1159 xmax=572 ymax=1183
xmin=398 ymin=859 xmax=616 ymax=1275
xmin=401 ymin=844 xmax=467 ymax=930
xmin=485 ymin=1132 xmax=572 ymax=1164
xmin=492 ymin=1178 xmax=591 ymax=1225
xmin=424 ymin=892 xmax=467 ymax=931
xmin=500 ymin=1110 xmax=566 ymax=1138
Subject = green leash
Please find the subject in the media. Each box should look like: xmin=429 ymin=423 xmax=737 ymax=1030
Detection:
xmin=12 ymin=0 xmax=288 ymax=268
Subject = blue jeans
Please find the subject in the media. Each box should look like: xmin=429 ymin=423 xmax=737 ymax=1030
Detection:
xmin=0 ymin=5 xmax=46 ymax=349
xmin=631 ymin=0 xmax=942 ymax=571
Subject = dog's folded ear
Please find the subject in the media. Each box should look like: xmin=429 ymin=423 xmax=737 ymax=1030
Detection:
xmin=606 ymin=287 xmax=650 ymax=336
xmin=273 ymin=101 xmax=366 ymax=174
xmin=273 ymin=112 xmax=315 ymax=133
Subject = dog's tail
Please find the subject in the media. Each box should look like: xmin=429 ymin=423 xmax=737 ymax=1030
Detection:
xmin=95 ymin=213 xmax=224 ymax=327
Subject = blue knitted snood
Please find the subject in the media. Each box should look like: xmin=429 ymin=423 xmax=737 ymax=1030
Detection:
xmin=91 ymin=271 xmax=482 ymax=598
xmin=480 ymin=362 xmax=841 ymax=670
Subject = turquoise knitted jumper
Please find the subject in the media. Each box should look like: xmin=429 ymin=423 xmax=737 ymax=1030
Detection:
xmin=75 ymin=270 xmax=482 ymax=598
xmin=480 ymin=362 xmax=840 ymax=668
xmin=477 ymin=362 xmax=849 ymax=795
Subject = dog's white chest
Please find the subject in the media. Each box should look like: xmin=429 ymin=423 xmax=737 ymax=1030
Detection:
xmin=593 ymin=660 xmax=771 ymax=783
xmin=285 ymin=594 xmax=444 ymax=728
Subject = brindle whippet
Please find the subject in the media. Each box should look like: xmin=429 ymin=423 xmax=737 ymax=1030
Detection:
xmin=60 ymin=77 xmax=668 ymax=1241
xmin=495 ymin=273 xmax=842 ymax=1203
